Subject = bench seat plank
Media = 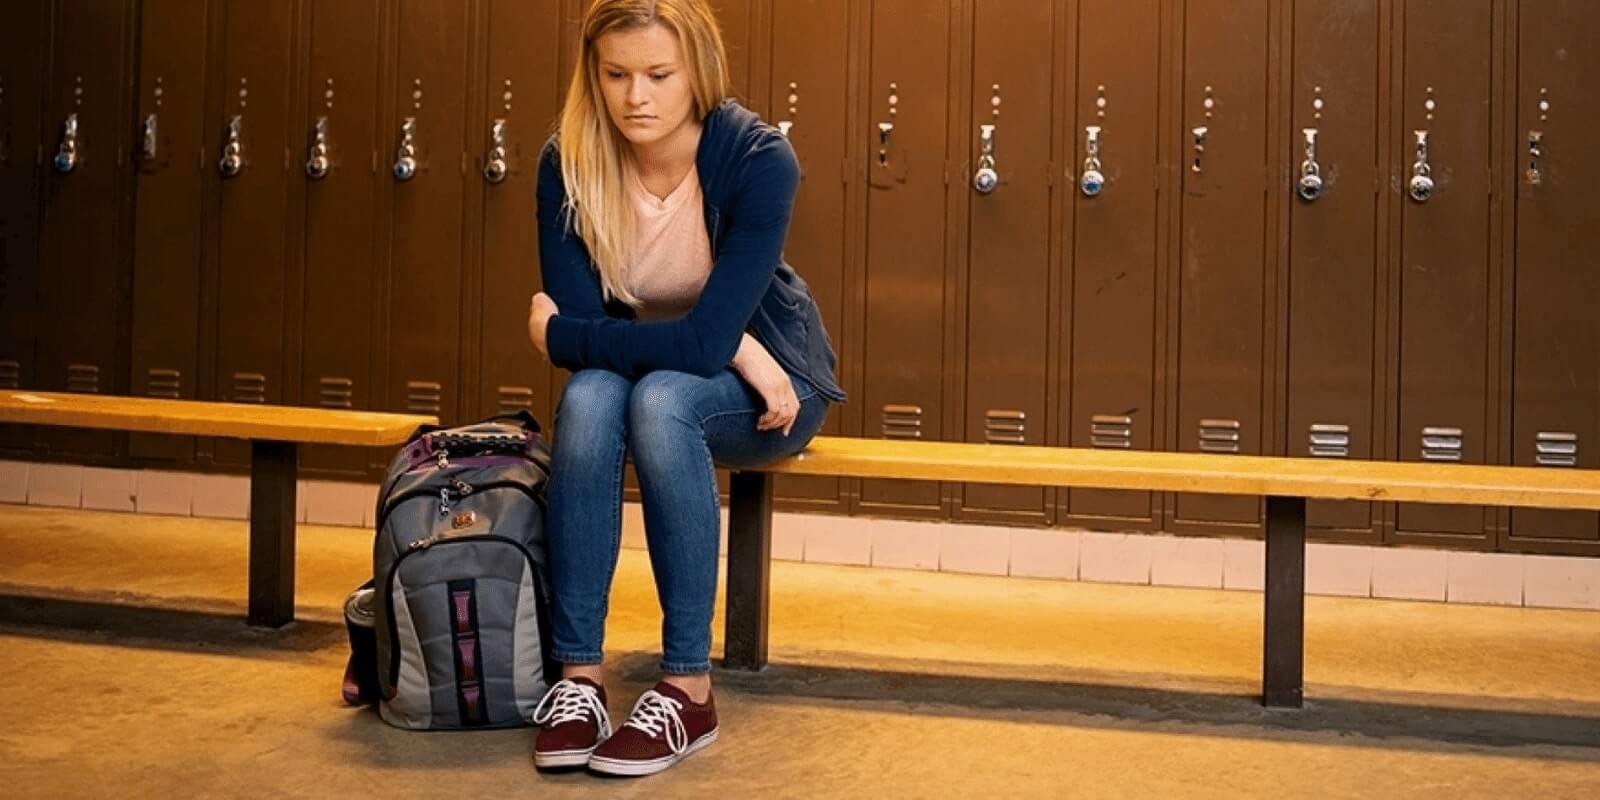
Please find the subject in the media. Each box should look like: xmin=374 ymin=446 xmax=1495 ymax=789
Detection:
xmin=0 ymin=391 xmax=434 ymax=446
xmin=767 ymin=436 xmax=1600 ymax=511
xmin=1 ymin=390 xmax=435 ymax=628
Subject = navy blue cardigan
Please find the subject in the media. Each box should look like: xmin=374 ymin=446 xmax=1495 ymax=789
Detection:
xmin=536 ymin=99 xmax=846 ymax=404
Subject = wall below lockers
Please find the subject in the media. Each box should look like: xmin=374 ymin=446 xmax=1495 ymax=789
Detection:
xmin=3 ymin=0 xmax=1598 ymax=558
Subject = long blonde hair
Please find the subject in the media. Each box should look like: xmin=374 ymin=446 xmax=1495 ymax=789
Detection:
xmin=558 ymin=0 xmax=730 ymax=307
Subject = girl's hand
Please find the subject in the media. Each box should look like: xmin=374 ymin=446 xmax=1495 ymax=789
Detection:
xmin=731 ymin=333 xmax=799 ymax=436
xmin=528 ymin=292 xmax=559 ymax=357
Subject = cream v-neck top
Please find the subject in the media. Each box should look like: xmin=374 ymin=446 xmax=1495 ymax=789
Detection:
xmin=625 ymin=163 xmax=713 ymax=322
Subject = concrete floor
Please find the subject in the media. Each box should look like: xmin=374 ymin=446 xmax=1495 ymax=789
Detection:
xmin=0 ymin=504 xmax=1597 ymax=798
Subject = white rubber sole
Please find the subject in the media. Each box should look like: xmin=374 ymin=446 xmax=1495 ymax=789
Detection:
xmin=586 ymin=728 xmax=720 ymax=777
xmin=533 ymin=745 xmax=597 ymax=769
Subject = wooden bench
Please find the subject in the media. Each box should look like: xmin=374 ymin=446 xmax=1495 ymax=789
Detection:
xmin=721 ymin=436 xmax=1600 ymax=708
xmin=0 ymin=390 xmax=435 ymax=628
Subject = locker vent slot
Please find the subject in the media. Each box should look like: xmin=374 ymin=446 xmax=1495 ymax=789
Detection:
xmin=984 ymin=409 xmax=1026 ymax=445
xmin=1308 ymin=423 xmax=1350 ymax=458
xmin=1199 ymin=419 xmax=1241 ymax=453
xmin=1535 ymin=431 xmax=1577 ymax=467
xmin=1090 ymin=414 xmax=1133 ymax=449
xmin=318 ymin=377 xmax=354 ymax=409
xmin=881 ymin=404 xmax=923 ymax=440
xmin=0 ymin=360 xmax=19 ymax=389
xmin=496 ymin=386 xmax=534 ymax=414
xmin=67 ymin=364 xmax=101 ymax=394
xmin=407 ymin=381 xmax=443 ymax=414
xmin=1421 ymin=426 xmax=1463 ymax=462
xmin=233 ymin=372 xmax=267 ymax=404
xmin=146 ymin=368 xmax=182 ymax=399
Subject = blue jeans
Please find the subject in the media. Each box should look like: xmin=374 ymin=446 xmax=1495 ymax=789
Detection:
xmin=545 ymin=367 xmax=828 ymax=674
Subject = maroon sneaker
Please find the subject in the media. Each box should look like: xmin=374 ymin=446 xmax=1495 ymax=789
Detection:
xmin=531 ymin=677 xmax=612 ymax=769
xmin=586 ymin=681 xmax=719 ymax=777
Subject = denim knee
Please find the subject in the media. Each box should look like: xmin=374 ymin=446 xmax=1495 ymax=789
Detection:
xmin=556 ymin=370 xmax=632 ymax=444
xmin=627 ymin=371 xmax=701 ymax=448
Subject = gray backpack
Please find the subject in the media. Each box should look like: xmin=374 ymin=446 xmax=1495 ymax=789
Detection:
xmin=344 ymin=410 xmax=557 ymax=730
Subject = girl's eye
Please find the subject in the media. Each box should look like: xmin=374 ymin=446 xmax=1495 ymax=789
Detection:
xmin=607 ymin=70 xmax=626 ymax=79
xmin=650 ymin=73 xmax=670 ymax=81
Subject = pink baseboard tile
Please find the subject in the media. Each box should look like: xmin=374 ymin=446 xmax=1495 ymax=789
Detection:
xmin=81 ymin=467 xmax=136 ymax=513
xmin=1009 ymin=528 xmax=1079 ymax=581
xmin=0 ymin=460 xmax=31 ymax=504
xmin=869 ymin=518 xmax=940 ymax=571
xmin=938 ymin=523 xmax=1010 ymax=576
xmin=1446 ymin=551 xmax=1524 ymax=606
xmin=27 ymin=463 xmax=82 ymax=508
xmin=1371 ymin=547 xmax=1447 ymax=602
xmin=1523 ymin=555 xmax=1600 ymax=611
xmin=1150 ymin=535 xmax=1225 ymax=589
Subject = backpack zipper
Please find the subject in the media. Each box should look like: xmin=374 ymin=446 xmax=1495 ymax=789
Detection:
xmin=376 ymin=480 xmax=544 ymax=536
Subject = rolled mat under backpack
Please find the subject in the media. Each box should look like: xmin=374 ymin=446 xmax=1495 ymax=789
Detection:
xmin=341 ymin=410 xmax=559 ymax=730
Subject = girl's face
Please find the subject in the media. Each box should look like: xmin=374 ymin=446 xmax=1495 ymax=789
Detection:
xmin=594 ymin=23 xmax=697 ymax=150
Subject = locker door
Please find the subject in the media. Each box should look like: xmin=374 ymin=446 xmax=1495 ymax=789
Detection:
xmin=0 ymin=0 xmax=49 ymax=453
xmin=1506 ymin=0 xmax=1600 ymax=550
xmin=1062 ymin=0 xmax=1163 ymax=527
xmin=211 ymin=0 xmax=301 ymax=466
xmin=1171 ymin=0 xmax=1272 ymax=534
xmin=768 ymin=0 xmax=852 ymax=514
xmin=129 ymin=0 xmax=212 ymax=464
xmin=300 ymin=0 xmax=384 ymax=476
xmin=384 ymin=0 xmax=472 ymax=425
xmin=1284 ymin=0 xmax=1382 ymax=540
xmin=711 ymin=0 xmax=753 ymax=102
xmin=957 ymin=0 xmax=1057 ymax=524
xmin=1392 ymin=0 xmax=1495 ymax=544
xmin=475 ymin=0 xmax=562 ymax=428
xmin=36 ymin=0 xmax=139 ymax=460
xmin=859 ymin=0 xmax=955 ymax=518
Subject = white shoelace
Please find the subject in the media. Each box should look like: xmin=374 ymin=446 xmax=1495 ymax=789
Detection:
xmin=621 ymin=689 xmax=689 ymax=754
xmin=530 ymin=679 xmax=613 ymax=740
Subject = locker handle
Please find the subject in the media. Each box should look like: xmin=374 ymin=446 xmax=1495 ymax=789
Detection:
xmin=142 ymin=113 xmax=158 ymax=164
xmin=777 ymin=120 xmax=793 ymax=138
xmin=1190 ymin=126 xmax=1208 ymax=174
xmin=1526 ymin=130 xmax=1543 ymax=186
xmin=53 ymin=113 xmax=79 ymax=174
xmin=393 ymin=116 xmax=418 ymax=181
xmin=1297 ymin=128 xmax=1323 ymax=201
xmin=306 ymin=115 xmax=331 ymax=180
xmin=482 ymin=118 xmax=508 ymax=184
xmin=972 ymin=123 xmax=998 ymax=194
xmin=1408 ymin=130 xmax=1433 ymax=202
xmin=876 ymin=121 xmax=894 ymax=167
xmin=1081 ymin=125 xmax=1104 ymax=196
xmin=218 ymin=115 xmax=244 ymax=178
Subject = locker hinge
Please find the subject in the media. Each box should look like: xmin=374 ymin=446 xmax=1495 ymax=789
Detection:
xmin=841 ymin=157 xmax=850 ymax=185
xmin=1045 ymin=163 xmax=1055 ymax=187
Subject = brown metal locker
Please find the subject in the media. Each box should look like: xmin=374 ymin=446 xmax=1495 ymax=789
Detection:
xmin=35 ymin=0 xmax=139 ymax=460
xmin=299 ymin=0 xmax=385 ymax=476
xmin=956 ymin=0 xmax=1057 ymax=525
xmin=711 ymin=0 xmax=753 ymax=103
xmin=1391 ymin=0 xmax=1496 ymax=545
xmin=128 ymin=0 xmax=213 ymax=465
xmin=209 ymin=0 xmax=302 ymax=467
xmin=1169 ymin=0 xmax=1273 ymax=534
xmin=858 ymin=0 xmax=955 ymax=518
xmin=767 ymin=0 xmax=853 ymax=514
xmin=1061 ymin=0 xmax=1163 ymax=528
xmin=383 ymin=0 xmax=472 ymax=426
xmin=1505 ymin=0 xmax=1600 ymax=552
xmin=0 ymin=0 xmax=49 ymax=454
xmin=1283 ymin=0 xmax=1383 ymax=541
xmin=474 ymin=0 xmax=562 ymax=429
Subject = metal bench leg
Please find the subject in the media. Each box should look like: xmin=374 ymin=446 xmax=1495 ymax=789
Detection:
xmin=248 ymin=440 xmax=298 ymax=628
xmin=1263 ymin=495 xmax=1307 ymax=707
xmin=723 ymin=470 xmax=773 ymax=671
